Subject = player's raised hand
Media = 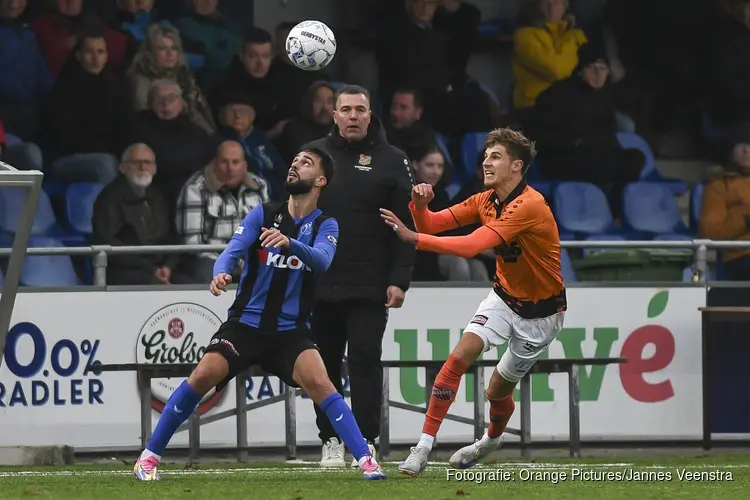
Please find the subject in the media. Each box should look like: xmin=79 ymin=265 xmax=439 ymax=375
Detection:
xmin=210 ymin=273 xmax=232 ymax=296
xmin=260 ymin=227 xmax=290 ymax=249
xmin=411 ymin=183 xmax=435 ymax=209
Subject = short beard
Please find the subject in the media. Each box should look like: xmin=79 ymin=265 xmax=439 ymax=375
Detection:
xmin=285 ymin=177 xmax=315 ymax=195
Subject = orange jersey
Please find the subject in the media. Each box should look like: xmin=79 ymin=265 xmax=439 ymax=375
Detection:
xmin=410 ymin=182 xmax=564 ymax=303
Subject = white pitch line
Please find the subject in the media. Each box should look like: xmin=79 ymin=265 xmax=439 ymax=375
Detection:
xmin=0 ymin=463 xmax=748 ymax=478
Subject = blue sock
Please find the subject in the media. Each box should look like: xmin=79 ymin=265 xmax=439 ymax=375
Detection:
xmin=320 ymin=393 xmax=370 ymax=461
xmin=145 ymin=380 xmax=203 ymax=456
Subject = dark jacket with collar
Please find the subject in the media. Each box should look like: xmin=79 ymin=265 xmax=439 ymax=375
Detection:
xmin=92 ymin=175 xmax=180 ymax=273
xmin=306 ymin=117 xmax=416 ymax=303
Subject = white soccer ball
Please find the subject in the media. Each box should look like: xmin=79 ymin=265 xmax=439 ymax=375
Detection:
xmin=285 ymin=20 xmax=336 ymax=71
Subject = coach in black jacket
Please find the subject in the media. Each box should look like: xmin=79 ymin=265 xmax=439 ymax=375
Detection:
xmin=306 ymin=85 xmax=416 ymax=466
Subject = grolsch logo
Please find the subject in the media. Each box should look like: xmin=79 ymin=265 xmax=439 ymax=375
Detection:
xmin=135 ymin=303 xmax=224 ymax=414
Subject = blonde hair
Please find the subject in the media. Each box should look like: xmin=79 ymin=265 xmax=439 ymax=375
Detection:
xmin=129 ymin=24 xmax=187 ymax=76
xmin=485 ymin=128 xmax=537 ymax=174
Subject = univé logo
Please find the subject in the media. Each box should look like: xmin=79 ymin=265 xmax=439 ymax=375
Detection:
xmin=135 ymin=303 xmax=224 ymax=415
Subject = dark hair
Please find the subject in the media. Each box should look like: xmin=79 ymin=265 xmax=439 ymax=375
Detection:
xmin=75 ymin=24 xmax=107 ymax=52
xmin=242 ymin=27 xmax=272 ymax=46
xmin=393 ymin=86 xmax=423 ymax=109
xmin=484 ymin=128 xmax=537 ymax=175
xmin=300 ymin=145 xmax=335 ymax=188
xmin=334 ymin=85 xmax=371 ymax=109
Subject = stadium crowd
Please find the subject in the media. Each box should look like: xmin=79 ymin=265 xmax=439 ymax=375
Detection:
xmin=2 ymin=0 xmax=750 ymax=283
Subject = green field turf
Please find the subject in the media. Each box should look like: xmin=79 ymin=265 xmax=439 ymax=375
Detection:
xmin=0 ymin=455 xmax=747 ymax=500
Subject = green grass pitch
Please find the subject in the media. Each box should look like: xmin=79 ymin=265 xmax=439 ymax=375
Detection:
xmin=0 ymin=455 xmax=747 ymax=499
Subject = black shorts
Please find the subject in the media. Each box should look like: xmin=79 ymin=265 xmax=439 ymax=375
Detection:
xmin=204 ymin=320 xmax=317 ymax=392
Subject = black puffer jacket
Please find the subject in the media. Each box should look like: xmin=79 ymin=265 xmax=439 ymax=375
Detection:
xmin=307 ymin=117 xmax=416 ymax=303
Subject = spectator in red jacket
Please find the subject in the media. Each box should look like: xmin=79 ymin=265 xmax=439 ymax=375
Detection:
xmin=31 ymin=0 xmax=128 ymax=77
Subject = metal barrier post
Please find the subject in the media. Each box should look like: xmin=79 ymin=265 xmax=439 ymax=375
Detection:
xmin=92 ymin=246 xmax=110 ymax=286
xmin=379 ymin=368 xmax=391 ymax=460
xmin=568 ymin=365 xmax=581 ymax=458
xmin=0 ymin=164 xmax=43 ymax=365
xmin=519 ymin=374 xmax=532 ymax=458
xmin=284 ymin=383 xmax=297 ymax=460
xmin=473 ymin=366 xmax=486 ymax=441
xmin=695 ymin=241 xmax=708 ymax=283
xmin=236 ymin=373 xmax=248 ymax=462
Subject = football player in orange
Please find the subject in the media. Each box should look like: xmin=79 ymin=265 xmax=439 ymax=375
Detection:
xmin=380 ymin=128 xmax=566 ymax=475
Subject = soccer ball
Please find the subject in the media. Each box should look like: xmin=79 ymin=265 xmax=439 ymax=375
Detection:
xmin=285 ymin=20 xmax=336 ymax=71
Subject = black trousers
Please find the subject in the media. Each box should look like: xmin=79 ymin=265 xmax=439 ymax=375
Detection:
xmin=312 ymin=300 xmax=389 ymax=443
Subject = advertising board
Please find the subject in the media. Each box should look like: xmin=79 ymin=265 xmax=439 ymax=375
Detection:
xmin=0 ymin=287 xmax=704 ymax=448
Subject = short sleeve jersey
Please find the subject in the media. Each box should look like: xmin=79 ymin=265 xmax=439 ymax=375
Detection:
xmin=449 ymin=184 xmax=564 ymax=302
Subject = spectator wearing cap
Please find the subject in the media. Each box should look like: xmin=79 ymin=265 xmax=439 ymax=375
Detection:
xmin=530 ymin=42 xmax=643 ymax=216
xmin=277 ymin=81 xmax=335 ymax=165
xmin=217 ymin=94 xmax=286 ymax=200
xmin=31 ymin=0 xmax=128 ymax=77
xmin=700 ymin=125 xmax=750 ymax=280
xmin=210 ymin=27 xmax=303 ymax=139
xmin=127 ymin=23 xmax=216 ymax=133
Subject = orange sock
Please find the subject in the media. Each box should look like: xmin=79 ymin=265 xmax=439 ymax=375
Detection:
xmin=422 ymin=354 xmax=469 ymax=437
xmin=487 ymin=394 xmax=515 ymax=438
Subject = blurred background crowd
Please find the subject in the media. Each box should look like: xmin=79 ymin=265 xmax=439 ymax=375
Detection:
xmin=1 ymin=0 xmax=749 ymax=286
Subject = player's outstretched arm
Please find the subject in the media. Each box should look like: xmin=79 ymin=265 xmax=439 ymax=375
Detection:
xmin=381 ymin=208 xmax=503 ymax=258
xmin=286 ymin=218 xmax=339 ymax=273
xmin=416 ymin=226 xmax=503 ymax=258
xmin=213 ymin=204 xmax=264 ymax=277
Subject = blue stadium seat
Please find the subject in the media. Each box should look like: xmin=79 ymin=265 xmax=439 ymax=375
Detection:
xmin=653 ymin=233 xmax=692 ymax=241
xmin=5 ymin=133 xmax=22 ymax=147
xmin=66 ymin=182 xmax=104 ymax=234
xmin=460 ymin=132 xmax=489 ymax=180
xmin=617 ymin=132 xmax=655 ymax=180
xmin=529 ymin=180 xmax=556 ymax=200
xmin=553 ymin=182 xmax=614 ymax=235
xmin=561 ymin=249 xmax=577 ymax=283
xmin=583 ymin=234 xmax=626 ymax=256
xmin=622 ymin=182 xmax=689 ymax=235
xmin=435 ymin=133 xmax=452 ymax=164
xmin=691 ymin=183 xmax=704 ymax=229
xmin=20 ymin=237 xmax=81 ymax=286
xmin=0 ymin=187 xmax=59 ymax=235
xmin=477 ymin=82 xmax=500 ymax=107
xmin=445 ymin=182 xmax=462 ymax=200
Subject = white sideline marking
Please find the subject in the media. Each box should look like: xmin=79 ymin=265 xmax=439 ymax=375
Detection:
xmin=0 ymin=463 xmax=748 ymax=478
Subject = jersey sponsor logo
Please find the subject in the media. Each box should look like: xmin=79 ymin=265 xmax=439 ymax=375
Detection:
xmin=259 ymin=249 xmax=312 ymax=271
xmin=327 ymin=234 xmax=337 ymax=245
xmin=235 ymin=226 xmax=244 ymax=235
xmin=299 ymin=222 xmax=313 ymax=236
xmin=495 ymin=241 xmax=522 ymax=263
xmin=470 ymin=314 xmax=488 ymax=325
xmin=136 ymin=303 xmax=224 ymax=415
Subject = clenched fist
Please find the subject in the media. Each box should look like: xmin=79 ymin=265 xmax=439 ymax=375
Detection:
xmin=411 ymin=183 xmax=435 ymax=209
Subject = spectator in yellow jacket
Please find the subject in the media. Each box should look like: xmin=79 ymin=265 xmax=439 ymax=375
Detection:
xmin=699 ymin=125 xmax=750 ymax=280
xmin=512 ymin=0 xmax=587 ymax=110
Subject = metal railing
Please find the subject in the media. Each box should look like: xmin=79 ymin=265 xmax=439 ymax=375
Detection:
xmin=1 ymin=239 xmax=748 ymax=286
